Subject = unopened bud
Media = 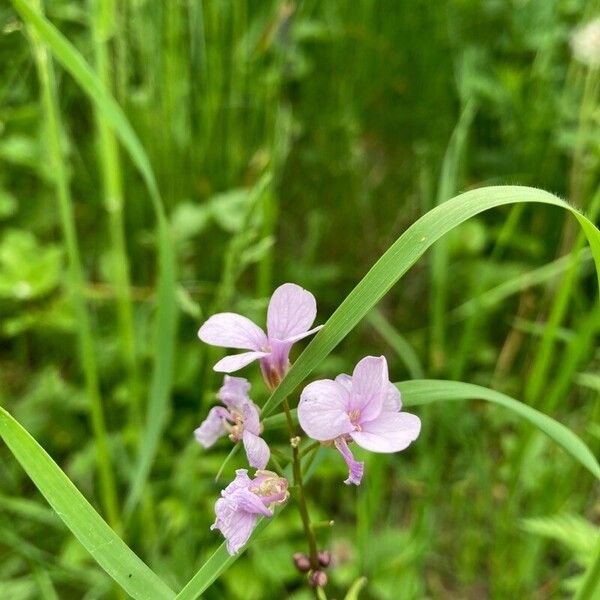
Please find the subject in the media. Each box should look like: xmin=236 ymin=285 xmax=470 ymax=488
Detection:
xmin=318 ymin=550 xmax=331 ymax=567
xmin=292 ymin=552 xmax=311 ymax=573
xmin=308 ymin=570 xmax=328 ymax=588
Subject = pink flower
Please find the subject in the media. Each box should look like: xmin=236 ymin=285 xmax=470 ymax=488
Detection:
xmin=212 ymin=469 xmax=289 ymax=554
xmin=197 ymin=283 xmax=323 ymax=388
xmin=298 ymin=356 xmax=421 ymax=485
xmin=194 ymin=376 xmax=270 ymax=469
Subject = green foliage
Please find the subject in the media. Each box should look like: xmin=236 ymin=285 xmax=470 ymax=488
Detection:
xmin=1 ymin=0 xmax=599 ymax=598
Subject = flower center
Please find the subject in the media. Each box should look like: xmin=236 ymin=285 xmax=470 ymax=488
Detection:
xmin=251 ymin=471 xmax=289 ymax=505
xmin=348 ymin=409 xmax=362 ymax=430
xmin=226 ymin=409 xmax=244 ymax=442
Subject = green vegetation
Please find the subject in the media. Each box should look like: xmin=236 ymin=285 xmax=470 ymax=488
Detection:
xmin=0 ymin=1 xmax=598 ymax=598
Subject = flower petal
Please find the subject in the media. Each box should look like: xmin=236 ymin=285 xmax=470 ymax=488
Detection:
xmin=384 ymin=382 xmax=402 ymax=412
xmin=281 ymin=324 xmax=324 ymax=344
xmin=198 ymin=313 xmax=268 ymax=350
xmin=298 ymin=380 xmax=353 ymax=441
xmin=214 ymin=351 xmax=269 ymax=373
xmin=222 ymin=469 xmax=253 ymax=496
xmin=217 ymin=375 xmax=251 ymax=410
xmin=349 ymin=355 xmax=388 ymax=422
xmin=211 ymin=489 xmax=270 ymax=555
xmin=350 ymin=411 xmax=421 ymax=453
xmin=212 ymin=497 xmax=258 ymax=554
xmin=334 ymin=437 xmax=364 ymax=486
xmin=267 ymin=283 xmax=318 ymax=341
xmin=241 ymin=402 xmax=261 ymax=435
xmin=194 ymin=407 xmax=229 ymax=448
xmin=334 ymin=373 xmax=352 ymax=393
xmin=242 ymin=431 xmax=270 ymax=469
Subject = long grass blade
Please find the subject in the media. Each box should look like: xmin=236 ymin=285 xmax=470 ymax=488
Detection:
xmin=0 ymin=407 xmax=175 ymax=600
xmin=24 ymin=0 xmax=119 ymax=530
xmin=11 ymin=0 xmax=179 ymax=514
xmin=262 ymin=185 xmax=600 ymax=417
xmin=397 ymin=379 xmax=600 ymax=481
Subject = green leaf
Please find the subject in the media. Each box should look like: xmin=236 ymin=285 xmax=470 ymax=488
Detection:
xmin=0 ymin=229 xmax=62 ymax=300
xmin=344 ymin=576 xmax=368 ymax=600
xmin=262 ymin=186 xmax=600 ymax=417
xmin=0 ymin=406 xmax=175 ymax=600
xmin=174 ymin=518 xmax=272 ymax=600
xmin=397 ymin=379 xmax=600 ymax=481
xmin=10 ymin=0 xmax=179 ymax=513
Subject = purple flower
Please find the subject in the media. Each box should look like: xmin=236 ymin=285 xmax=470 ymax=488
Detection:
xmin=194 ymin=376 xmax=270 ymax=469
xmin=298 ymin=356 xmax=421 ymax=485
xmin=197 ymin=283 xmax=323 ymax=388
xmin=212 ymin=469 xmax=289 ymax=554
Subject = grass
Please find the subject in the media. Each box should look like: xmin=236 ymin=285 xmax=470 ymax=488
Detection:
xmin=0 ymin=1 xmax=599 ymax=599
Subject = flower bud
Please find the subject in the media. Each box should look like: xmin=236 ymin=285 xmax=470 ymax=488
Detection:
xmin=308 ymin=570 xmax=328 ymax=588
xmin=292 ymin=552 xmax=311 ymax=573
xmin=318 ymin=550 xmax=331 ymax=567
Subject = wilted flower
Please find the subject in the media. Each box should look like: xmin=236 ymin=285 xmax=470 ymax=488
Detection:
xmin=298 ymin=356 xmax=421 ymax=485
xmin=571 ymin=19 xmax=600 ymax=67
xmin=195 ymin=376 xmax=270 ymax=469
xmin=198 ymin=283 xmax=323 ymax=388
xmin=212 ymin=469 xmax=289 ymax=554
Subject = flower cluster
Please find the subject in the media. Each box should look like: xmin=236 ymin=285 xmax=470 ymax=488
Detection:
xmin=195 ymin=282 xmax=422 ymax=579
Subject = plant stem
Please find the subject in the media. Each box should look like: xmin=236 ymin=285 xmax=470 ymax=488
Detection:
xmin=91 ymin=0 xmax=143 ymax=436
xmin=282 ymin=398 xmax=320 ymax=569
xmin=574 ymin=535 xmax=600 ymax=600
xmin=28 ymin=3 xmax=120 ymax=531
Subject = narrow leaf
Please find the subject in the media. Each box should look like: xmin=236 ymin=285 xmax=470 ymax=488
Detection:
xmin=0 ymin=407 xmax=175 ymax=599
xmin=398 ymin=379 xmax=600 ymax=481
xmin=262 ymin=186 xmax=600 ymax=416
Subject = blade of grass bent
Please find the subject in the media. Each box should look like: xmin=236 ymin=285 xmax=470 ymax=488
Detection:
xmin=11 ymin=0 xmax=179 ymax=515
xmin=397 ymin=380 xmax=600 ymax=481
xmin=0 ymin=407 xmax=175 ymax=600
xmin=262 ymin=185 xmax=600 ymax=417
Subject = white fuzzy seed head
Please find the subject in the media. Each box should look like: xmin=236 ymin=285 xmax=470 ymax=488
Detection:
xmin=571 ymin=19 xmax=600 ymax=67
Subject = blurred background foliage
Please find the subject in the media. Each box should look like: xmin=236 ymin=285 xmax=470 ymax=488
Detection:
xmin=0 ymin=0 xmax=599 ymax=598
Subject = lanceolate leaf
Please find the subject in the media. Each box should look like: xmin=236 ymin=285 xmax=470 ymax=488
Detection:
xmin=398 ymin=380 xmax=600 ymax=481
xmin=0 ymin=407 xmax=176 ymax=600
xmin=262 ymin=186 xmax=600 ymax=416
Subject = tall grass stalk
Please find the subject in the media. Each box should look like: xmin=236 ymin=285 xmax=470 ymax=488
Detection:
xmin=429 ymin=99 xmax=476 ymax=373
xmin=525 ymin=189 xmax=600 ymax=406
xmin=90 ymin=0 xmax=142 ymax=432
xmin=451 ymin=204 xmax=524 ymax=380
xmin=27 ymin=2 xmax=119 ymax=530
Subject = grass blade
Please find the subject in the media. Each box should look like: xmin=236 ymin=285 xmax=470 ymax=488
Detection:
xmin=174 ymin=519 xmax=272 ymax=600
xmin=262 ymin=185 xmax=600 ymax=417
xmin=10 ymin=0 xmax=179 ymax=514
xmin=24 ymin=0 xmax=119 ymax=529
xmin=398 ymin=379 xmax=600 ymax=481
xmin=0 ymin=406 xmax=175 ymax=600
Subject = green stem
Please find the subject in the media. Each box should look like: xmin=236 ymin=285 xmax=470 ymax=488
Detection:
xmin=574 ymin=535 xmax=600 ymax=600
xmin=90 ymin=0 xmax=143 ymax=435
xmin=282 ymin=399 xmax=320 ymax=570
xmin=28 ymin=4 xmax=120 ymax=531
